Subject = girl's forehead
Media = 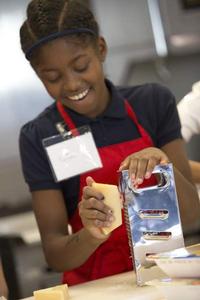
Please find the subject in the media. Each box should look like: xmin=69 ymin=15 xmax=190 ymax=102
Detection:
xmin=45 ymin=36 xmax=93 ymax=53
xmin=33 ymin=37 xmax=97 ymax=67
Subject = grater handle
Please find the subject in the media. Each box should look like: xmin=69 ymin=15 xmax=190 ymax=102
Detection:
xmin=128 ymin=169 xmax=170 ymax=194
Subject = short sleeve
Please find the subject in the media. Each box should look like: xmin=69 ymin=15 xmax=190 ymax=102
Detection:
xmin=19 ymin=122 xmax=61 ymax=191
xmin=127 ymin=83 xmax=182 ymax=148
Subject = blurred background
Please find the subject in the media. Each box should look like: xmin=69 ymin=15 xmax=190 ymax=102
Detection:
xmin=0 ymin=0 xmax=200 ymax=299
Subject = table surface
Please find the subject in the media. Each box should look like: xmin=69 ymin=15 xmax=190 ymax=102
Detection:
xmin=22 ymin=271 xmax=164 ymax=300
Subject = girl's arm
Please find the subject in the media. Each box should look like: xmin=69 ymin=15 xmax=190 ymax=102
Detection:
xmin=32 ymin=188 xmax=110 ymax=272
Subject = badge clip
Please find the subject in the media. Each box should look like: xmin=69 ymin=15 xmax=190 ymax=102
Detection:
xmin=56 ymin=122 xmax=72 ymax=139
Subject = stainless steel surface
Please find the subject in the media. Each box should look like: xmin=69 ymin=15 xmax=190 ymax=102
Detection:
xmin=120 ymin=164 xmax=185 ymax=286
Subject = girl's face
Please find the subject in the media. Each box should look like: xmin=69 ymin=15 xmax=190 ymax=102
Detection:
xmin=33 ymin=36 xmax=110 ymax=118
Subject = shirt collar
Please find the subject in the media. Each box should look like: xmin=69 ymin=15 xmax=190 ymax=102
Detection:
xmin=101 ymin=79 xmax=126 ymax=119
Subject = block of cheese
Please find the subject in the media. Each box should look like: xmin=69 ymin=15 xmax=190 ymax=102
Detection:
xmin=92 ymin=182 xmax=122 ymax=234
xmin=33 ymin=284 xmax=69 ymax=300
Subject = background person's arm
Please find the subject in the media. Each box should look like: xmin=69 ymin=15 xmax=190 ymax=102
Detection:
xmin=161 ymin=139 xmax=200 ymax=234
xmin=189 ymin=160 xmax=200 ymax=184
xmin=0 ymin=260 xmax=8 ymax=298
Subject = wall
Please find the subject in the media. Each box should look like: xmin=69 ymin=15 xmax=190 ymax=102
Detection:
xmin=126 ymin=53 xmax=200 ymax=160
xmin=0 ymin=0 xmax=52 ymax=209
xmin=91 ymin=0 xmax=157 ymax=84
xmin=91 ymin=0 xmax=200 ymax=160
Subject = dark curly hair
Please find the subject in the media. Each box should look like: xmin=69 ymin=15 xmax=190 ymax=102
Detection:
xmin=20 ymin=0 xmax=99 ymax=60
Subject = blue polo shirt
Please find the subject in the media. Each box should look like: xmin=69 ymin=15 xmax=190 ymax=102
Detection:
xmin=19 ymin=80 xmax=181 ymax=217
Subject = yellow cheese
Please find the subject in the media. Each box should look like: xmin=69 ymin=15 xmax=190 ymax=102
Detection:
xmin=34 ymin=291 xmax=64 ymax=300
xmin=34 ymin=284 xmax=69 ymax=300
xmin=92 ymin=182 xmax=122 ymax=234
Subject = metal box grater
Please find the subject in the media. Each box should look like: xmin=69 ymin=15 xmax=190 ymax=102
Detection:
xmin=119 ymin=163 xmax=185 ymax=285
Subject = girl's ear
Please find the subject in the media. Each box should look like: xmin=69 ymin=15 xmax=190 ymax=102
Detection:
xmin=97 ymin=36 xmax=107 ymax=62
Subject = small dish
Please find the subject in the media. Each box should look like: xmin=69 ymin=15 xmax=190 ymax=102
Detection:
xmin=146 ymin=244 xmax=200 ymax=278
xmin=154 ymin=257 xmax=200 ymax=278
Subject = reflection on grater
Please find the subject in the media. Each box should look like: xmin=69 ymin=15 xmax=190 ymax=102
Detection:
xmin=119 ymin=163 xmax=185 ymax=286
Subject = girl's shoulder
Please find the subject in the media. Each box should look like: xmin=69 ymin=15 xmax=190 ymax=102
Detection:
xmin=118 ymin=82 xmax=175 ymax=105
xmin=20 ymin=103 xmax=60 ymax=140
xmin=117 ymin=82 xmax=176 ymax=118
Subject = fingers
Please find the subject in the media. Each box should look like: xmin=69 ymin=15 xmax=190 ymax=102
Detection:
xmin=119 ymin=148 xmax=169 ymax=187
xmin=86 ymin=176 xmax=95 ymax=187
xmin=127 ymin=155 xmax=159 ymax=185
xmin=81 ymin=196 xmax=111 ymax=214
xmin=129 ymin=157 xmax=151 ymax=186
xmin=79 ymin=197 xmax=114 ymax=228
xmin=82 ymin=185 xmax=103 ymax=201
xmin=81 ymin=206 xmax=114 ymax=227
xmin=160 ymin=157 xmax=169 ymax=165
xmin=80 ymin=180 xmax=114 ymax=232
xmin=118 ymin=157 xmax=130 ymax=172
xmin=145 ymin=158 xmax=157 ymax=178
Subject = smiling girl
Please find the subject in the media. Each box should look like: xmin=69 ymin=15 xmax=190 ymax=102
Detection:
xmin=19 ymin=0 xmax=200 ymax=286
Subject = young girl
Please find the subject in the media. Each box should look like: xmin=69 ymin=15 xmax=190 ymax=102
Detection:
xmin=19 ymin=0 xmax=200 ymax=285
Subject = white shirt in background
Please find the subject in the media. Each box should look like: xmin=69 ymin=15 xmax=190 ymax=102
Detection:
xmin=177 ymin=81 xmax=200 ymax=142
xmin=177 ymin=81 xmax=200 ymax=198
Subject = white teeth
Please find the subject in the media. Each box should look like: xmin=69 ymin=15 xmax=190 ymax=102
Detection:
xmin=68 ymin=89 xmax=89 ymax=101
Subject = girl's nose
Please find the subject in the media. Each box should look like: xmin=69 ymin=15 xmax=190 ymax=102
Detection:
xmin=63 ymin=71 xmax=82 ymax=94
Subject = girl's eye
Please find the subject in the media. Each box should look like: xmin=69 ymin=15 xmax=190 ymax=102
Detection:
xmin=41 ymin=71 xmax=61 ymax=83
xmin=47 ymin=76 xmax=61 ymax=83
xmin=75 ymin=62 xmax=89 ymax=73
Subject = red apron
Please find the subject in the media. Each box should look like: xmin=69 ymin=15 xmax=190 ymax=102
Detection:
xmin=57 ymin=100 xmax=154 ymax=285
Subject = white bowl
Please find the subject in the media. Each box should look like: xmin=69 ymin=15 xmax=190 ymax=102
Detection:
xmin=146 ymin=244 xmax=200 ymax=278
xmin=146 ymin=279 xmax=200 ymax=300
xmin=155 ymin=257 xmax=200 ymax=278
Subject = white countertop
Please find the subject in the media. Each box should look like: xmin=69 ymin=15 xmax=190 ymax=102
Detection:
xmin=22 ymin=271 xmax=164 ymax=300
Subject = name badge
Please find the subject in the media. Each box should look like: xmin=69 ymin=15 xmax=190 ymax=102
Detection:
xmin=43 ymin=125 xmax=102 ymax=182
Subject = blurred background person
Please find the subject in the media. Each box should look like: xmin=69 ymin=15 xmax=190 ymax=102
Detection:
xmin=177 ymin=81 xmax=200 ymax=191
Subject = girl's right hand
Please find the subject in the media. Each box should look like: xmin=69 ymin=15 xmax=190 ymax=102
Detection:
xmin=78 ymin=177 xmax=114 ymax=240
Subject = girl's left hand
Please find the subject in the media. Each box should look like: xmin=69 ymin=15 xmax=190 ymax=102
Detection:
xmin=119 ymin=147 xmax=169 ymax=186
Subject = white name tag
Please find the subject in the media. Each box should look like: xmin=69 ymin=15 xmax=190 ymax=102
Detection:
xmin=43 ymin=125 xmax=102 ymax=182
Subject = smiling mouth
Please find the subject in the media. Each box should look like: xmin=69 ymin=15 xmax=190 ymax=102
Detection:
xmin=67 ymin=88 xmax=90 ymax=101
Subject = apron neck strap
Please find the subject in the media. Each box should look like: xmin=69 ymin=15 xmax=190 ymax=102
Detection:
xmin=124 ymin=100 xmax=148 ymax=138
xmin=57 ymin=99 xmax=149 ymax=139
xmin=57 ymin=101 xmax=77 ymax=130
